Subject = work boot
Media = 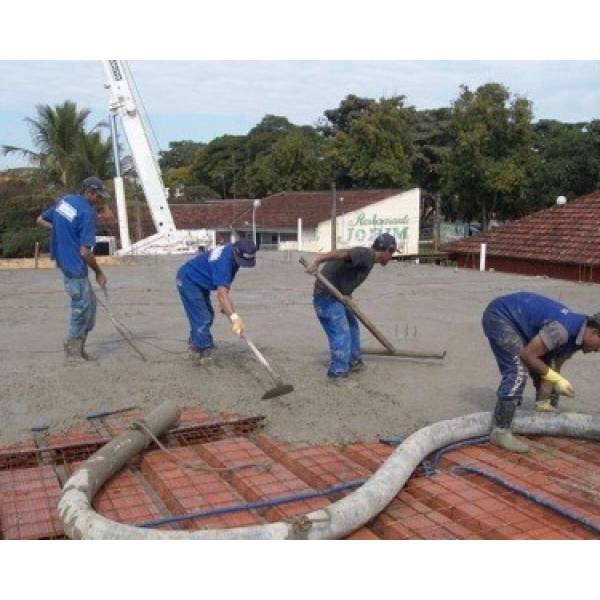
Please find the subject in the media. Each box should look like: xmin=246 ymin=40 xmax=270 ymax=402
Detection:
xmin=189 ymin=345 xmax=213 ymax=365
xmin=350 ymin=358 xmax=367 ymax=373
xmin=80 ymin=334 xmax=96 ymax=361
xmin=535 ymin=398 xmax=557 ymax=413
xmin=64 ymin=338 xmax=86 ymax=364
xmin=489 ymin=399 xmax=529 ymax=453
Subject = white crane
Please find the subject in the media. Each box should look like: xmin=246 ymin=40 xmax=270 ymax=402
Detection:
xmin=102 ymin=60 xmax=213 ymax=255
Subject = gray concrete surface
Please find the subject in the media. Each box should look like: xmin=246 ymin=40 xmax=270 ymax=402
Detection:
xmin=1 ymin=252 xmax=599 ymax=446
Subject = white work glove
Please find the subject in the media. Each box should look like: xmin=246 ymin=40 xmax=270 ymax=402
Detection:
xmin=542 ymin=368 xmax=575 ymax=398
xmin=230 ymin=313 xmax=245 ymax=337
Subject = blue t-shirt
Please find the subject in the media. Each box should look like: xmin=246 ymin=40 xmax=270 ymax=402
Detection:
xmin=41 ymin=194 xmax=96 ymax=278
xmin=488 ymin=292 xmax=586 ymax=359
xmin=179 ymin=244 xmax=239 ymax=290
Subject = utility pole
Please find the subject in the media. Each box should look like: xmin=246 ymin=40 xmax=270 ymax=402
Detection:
xmin=331 ymin=180 xmax=337 ymax=251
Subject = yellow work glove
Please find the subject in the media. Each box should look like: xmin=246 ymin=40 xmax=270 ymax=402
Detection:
xmin=542 ymin=368 xmax=575 ymax=398
xmin=230 ymin=313 xmax=245 ymax=337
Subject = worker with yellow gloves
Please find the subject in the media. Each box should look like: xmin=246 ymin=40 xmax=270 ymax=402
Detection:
xmin=176 ymin=239 xmax=256 ymax=364
xmin=482 ymin=292 xmax=600 ymax=453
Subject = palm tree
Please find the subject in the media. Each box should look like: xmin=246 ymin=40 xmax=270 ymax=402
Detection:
xmin=74 ymin=130 xmax=113 ymax=183
xmin=2 ymin=101 xmax=110 ymax=189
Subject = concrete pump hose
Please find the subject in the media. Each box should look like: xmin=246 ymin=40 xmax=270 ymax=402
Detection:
xmin=58 ymin=405 xmax=599 ymax=540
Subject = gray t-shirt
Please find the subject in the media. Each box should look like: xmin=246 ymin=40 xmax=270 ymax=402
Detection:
xmin=538 ymin=321 xmax=569 ymax=351
xmin=538 ymin=320 xmax=585 ymax=359
xmin=313 ymin=247 xmax=376 ymax=298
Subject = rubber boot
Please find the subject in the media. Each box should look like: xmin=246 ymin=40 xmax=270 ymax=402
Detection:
xmin=489 ymin=399 xmax=529 ymax=453
xmin=64 ymin=338 xmax=86 ymax=364
xmin=80 ymin=334 xmax=96 ymax=361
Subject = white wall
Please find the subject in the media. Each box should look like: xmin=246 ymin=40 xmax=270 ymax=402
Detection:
xmin=312 ymin=188 xmax=420 ymax=254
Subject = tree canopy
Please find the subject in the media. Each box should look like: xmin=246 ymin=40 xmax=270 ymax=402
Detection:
xmin=441 ymin=83 xmax=537 ymax=229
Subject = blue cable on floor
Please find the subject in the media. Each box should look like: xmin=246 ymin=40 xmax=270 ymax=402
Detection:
xmin=383 ymin=433 xmax=600 ymax=536
xmin=135 ymin=478 xmax=367 ymax=529
xmin=420 ymin=435 xmax=490 ymax=475
xmin=452 ymin=463 xmax=600 ymax=536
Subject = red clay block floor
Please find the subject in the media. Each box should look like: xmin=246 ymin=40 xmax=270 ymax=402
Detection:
xmin=0 ymin=407 xmax=598 ymax=540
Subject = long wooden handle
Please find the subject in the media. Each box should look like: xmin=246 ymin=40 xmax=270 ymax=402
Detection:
xmin=242 ymin=334 xmax=282 ymax=384
xmin=97 ymin=293 xmax=148 ymax=362
xmin=361 ymin=347 xmax=446 ymax=360
xmin=299 ymin=256 xmax=397 ymax=354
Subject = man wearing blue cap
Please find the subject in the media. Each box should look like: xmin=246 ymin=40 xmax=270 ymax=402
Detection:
xmin=482 ymin=291 xmax=600 ymax=453
xmin=176 ymin=238 xmax=257 ymax=363
xmin=36 ymin=176 xmax=109 ymax=362
xmin=305 ymin=233 xmax=398 ymax=383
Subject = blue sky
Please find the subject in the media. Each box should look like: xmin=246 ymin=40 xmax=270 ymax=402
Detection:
xmin=1 ymin=60 xmax=599 ymax=170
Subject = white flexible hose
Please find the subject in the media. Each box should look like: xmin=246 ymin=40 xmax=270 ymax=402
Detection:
xmin=58 ymin=403 xmax=599 ymax=539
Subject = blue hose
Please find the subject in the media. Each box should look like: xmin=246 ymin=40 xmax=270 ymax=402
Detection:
xmin=420 ymin=435 xmax=490 ymax=475
xmin=383 ymin=434 xmax=600 ymax=536
xmin=452 ymin=463 xmax=600 ymax=537
xmin=135 ymin=478 xmax=366 ymax=529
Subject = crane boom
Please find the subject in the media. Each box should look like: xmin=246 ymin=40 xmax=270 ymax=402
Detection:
xmin=102 ymin=60 xmax=212 ymax=254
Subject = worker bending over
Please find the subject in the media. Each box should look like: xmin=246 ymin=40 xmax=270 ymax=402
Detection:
xmin=176 ymin=239 xmax=257 ymax=363
xmin=482 ymin=291 xmax=600 ymax=453
xmin=37 ymin=177 xmax=108 ymax=362
xmin=305 ymin=233 xmax=397 ymax=384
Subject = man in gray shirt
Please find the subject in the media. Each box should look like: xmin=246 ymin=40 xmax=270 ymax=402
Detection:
xmin=306 ymin=233 xmax=397 ymax=384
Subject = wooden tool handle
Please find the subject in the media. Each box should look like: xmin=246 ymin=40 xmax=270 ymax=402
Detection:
xmin=299 ymin=256 xmax=397 ymax=354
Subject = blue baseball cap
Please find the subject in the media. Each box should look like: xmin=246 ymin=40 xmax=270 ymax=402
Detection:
xmin=81 ymin=176 xmax=109 ymax=199
xmin=372 ymin=233 xmax=397 ymax=252
xmin=233 ymin=239 xmax=257 ymax=267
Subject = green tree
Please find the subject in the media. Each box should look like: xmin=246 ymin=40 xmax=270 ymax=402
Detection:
xmin=75 ymin=130 xmax=114 ymax=182
xmin=442 ymin=83 xmax=536 ymax=229
xmin=331 ymin=96 xmax=416 ymax=188
xmin=523 ymin=119 xmax=600 ymax=208
xmin=0 ymin=170 xmax=54 ymax=257
xmin=413 ymin=108 xmax=453 ymax=194
xmin=159 ymin=140 xmax=205 ymax=170
xmin=192 ymin=134 xmax=247 ymax=198
xmin=318 ymin=95 xmax=375 ymax=137
xmin=243 ymin=128 xmax=330 ymax=197
xmin=2 ymin=101 xmax=110 ymax=190
xmin=245 ymin=115 xmax=297 ymax=161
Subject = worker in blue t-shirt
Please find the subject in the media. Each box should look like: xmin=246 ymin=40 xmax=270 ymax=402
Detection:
xmin=37 ymin=177 xmax=109 ymax=362
xmin=304 ymin=233 xmax=398 ymax=386
xmin=176 ymin=239 xmax=257 ymax=363
xmin=482 ymin=291 xmax=600 ymax=453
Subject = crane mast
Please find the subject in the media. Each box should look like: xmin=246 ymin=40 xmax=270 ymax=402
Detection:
xmin=102 ymin=60 xmax=212 ymax=254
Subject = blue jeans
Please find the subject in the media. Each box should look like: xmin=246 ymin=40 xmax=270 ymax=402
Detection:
xmin=63 ymin=274 xmax=96 ymax=341
xmin=176 ymin=271 xmax=215 ymax=351
xmin=482 ymin=305 xmax=528 ymax=402
xmin=313 ymin=295 xmax=361 ymax=378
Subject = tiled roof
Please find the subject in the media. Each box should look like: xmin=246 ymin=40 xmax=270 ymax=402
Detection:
xmin=442 ymin=191 xmax=600 ymax=266
xmin=98 ymin=189 xmax=406 ymax=238
xmin=1 ymin=407 xmax=598 ymax=540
